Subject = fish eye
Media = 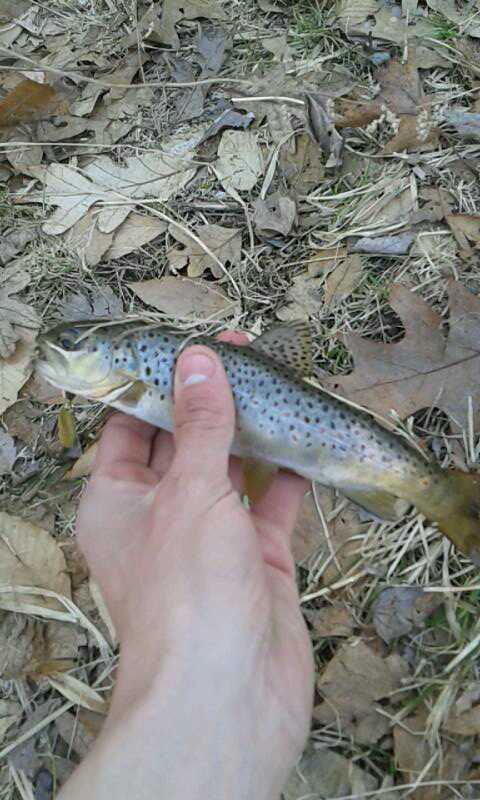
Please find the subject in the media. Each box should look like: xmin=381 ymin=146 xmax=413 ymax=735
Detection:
xmin=57 ymin=328 xmax=81 ymax=351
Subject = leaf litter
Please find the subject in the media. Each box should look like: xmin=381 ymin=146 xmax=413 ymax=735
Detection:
xmin=2 ymin=0 xmax=480 ymax=793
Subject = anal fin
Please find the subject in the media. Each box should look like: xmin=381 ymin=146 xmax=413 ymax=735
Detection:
xmin=343 ymin=488 xmax=411 ymax=522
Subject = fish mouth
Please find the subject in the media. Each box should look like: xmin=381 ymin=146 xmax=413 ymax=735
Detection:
xmin=36 ymin=337 xmax=115 ymax=396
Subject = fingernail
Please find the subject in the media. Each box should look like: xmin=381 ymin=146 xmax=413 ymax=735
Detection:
xmin=177 ymin=350 xmax=216 ymax=387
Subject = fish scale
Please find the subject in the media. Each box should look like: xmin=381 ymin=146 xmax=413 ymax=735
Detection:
xmin=37 ymin=321 xmax=480 ymax=562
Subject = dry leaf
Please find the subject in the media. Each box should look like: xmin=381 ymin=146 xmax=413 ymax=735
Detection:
xmin=383 ymin=114 xmax=438 ymax=154
xmin=0 ymin=328 xmax=38 ymax=416
xmin=446 ymin=214 xmax=480 ymax=256
xmin=276 ymin=274 xmax=323 ymax=321
xmin=0 ymin=429 xmax=16 ymax=475
xmin=30 ymin=151 xmax=197 ymax=235
xmin=284 ymin=745 xmax=377 ymax=799
xmin=129 ymin=276 xmax=239 ymax=320
xmin=394 ymin=712 xmax=470 ymax=800
xmin=64 ymin=209 xmax=113 ymax=268
xmin=315 ymin=640 xmax=409 ymax=743
xmin=279 ymin=132 xmax=325 ymax=195
xmin=168 ymin=223 xmax=242 ymax=278
xmin=0 ymin=264 xmax=39 ymax=357
xmin=0 ymin=512 xmax=71 ymax=611
xmin=307 ymin=246 xmax=348 ymax=278
xmin=215 ymin=130 xmax=263 ymax=192
xmin=349 ymin=233 xmax=414 ymax=255
xmin=305 ymin=93 xmax=343 ymax=170
xmin=443 ymin=111 xmax=480 ymax=143
xmin=312 ymin=604 xmax=355 ymax=638
xmin=55 ymin=709 xmax=103 ymax=758
xmin=65 ymin=443 xmax=98 ymax=480
xmin=0 ymin=227 xmax=37 ymax=265
xmin=324 ymin=280 xmax=480 ymax=429
xmin=253 ymin=195 xmax=296 ymax=237
xmin=200 ymin=108 xmax=255 ymax=143
xmin=324 ymin=253 xmax=363 ymax=307
xmin=131 ymin=0 xmax=227 ymax=49
xmin=61 ymin=286 xmax=123 ymax=321
xmin=373 ymin=587 xmax=442 ymax=643
xmin=335 ymin=0 xmax=378 ymax=28
xmin=105 ymin=213 xmax=167 ymax=260
xmin=49 ymin=672 xmax=106 ymax=714
xmin=0 ymin=79 xmax=75 ymax=128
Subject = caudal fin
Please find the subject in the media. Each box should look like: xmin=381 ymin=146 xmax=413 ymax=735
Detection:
xmin=428 ymin=471 xmax=480 ymax=564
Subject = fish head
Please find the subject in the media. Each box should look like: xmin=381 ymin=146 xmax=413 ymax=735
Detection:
xmin=37 ymin=322 xmax=128 ymax=398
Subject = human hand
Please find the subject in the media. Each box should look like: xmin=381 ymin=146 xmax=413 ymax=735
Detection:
xmin=66 ymin=332 xmax=314 ymax=800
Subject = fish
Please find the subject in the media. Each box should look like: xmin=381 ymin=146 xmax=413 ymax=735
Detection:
xmin=37 ymin=320 xmax=480 ymax=563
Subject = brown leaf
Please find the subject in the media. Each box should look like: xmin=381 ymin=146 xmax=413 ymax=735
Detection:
xmin=279 ymin=132 xmax=325 ymax=195
xmin=0 ymin=429 xmax=16 ymax=475
xmin=0 ymin=512 xmax=71 ymax=612
xmin=0 ymin=264 xmax=39 ymax=358
xmin=129 ymin=276 xmax=239 ymax=320
xmin=446 ymin=214 xmax=480 ymax=256
xmin=168 ymin=223 xmax=242 ymax=278
xmin=253 ymin=195 xmax=296 ymax=237
xmin=315 ymin=640 xmax=409 ymax=743
xmin=373 ymin=587 xmax=442 ymax=643
xmin=65 ymin=443 xmax=99 ymax=480
xmin=307 ymin=246 xmax=348 ymax=278
xmin=305 ymin=93 xmax=343 ymax=170
xmin=284 ymin=745 xmax=377 ymax=799
xmin=324 ymin=280 xmax=480 ymax=429
xmin=312 ymin=604 xmax=355 ymax=638
xmin=324 ymin=253 xmax=363 ymax=307
xmin=394 ymin=712 xmax=470 ymax=800
xmin=382 ymin=114 xmax=438 ymax=154
xmin=0 ymin=79 xmax=75 ymax=128
xmin=56 ymin=709 xmax=104 ymax=758
xmin=0 ymin=328 xmax=38 ymax=416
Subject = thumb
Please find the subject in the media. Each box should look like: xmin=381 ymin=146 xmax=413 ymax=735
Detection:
xmin=171 ymin=345 xmax=235 ymax=487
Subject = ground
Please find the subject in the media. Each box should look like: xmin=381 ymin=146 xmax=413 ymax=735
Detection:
xmin=1 ymin=0 xmax=480 ymax=797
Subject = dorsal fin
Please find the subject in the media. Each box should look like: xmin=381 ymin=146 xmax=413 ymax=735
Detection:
xmin=250 ymin=321 xmax=312 ymax=376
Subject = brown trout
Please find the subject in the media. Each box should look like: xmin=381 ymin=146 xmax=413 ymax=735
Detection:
xmin=37 ymin=320 xmax=480 ymax=562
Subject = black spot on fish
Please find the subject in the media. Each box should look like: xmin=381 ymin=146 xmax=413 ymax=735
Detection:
xmin=154 ymin=378 xmax=159 ymax=386
xmin=146 ymin=366 xmax=151 ymax=376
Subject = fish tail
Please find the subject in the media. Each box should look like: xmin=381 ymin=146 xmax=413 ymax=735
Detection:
xmin=418 ymin=470 xmax=480 ymax=564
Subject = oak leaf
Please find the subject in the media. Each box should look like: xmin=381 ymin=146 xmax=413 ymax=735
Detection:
xmin=324 ymin=280 xmax=480 ymax=429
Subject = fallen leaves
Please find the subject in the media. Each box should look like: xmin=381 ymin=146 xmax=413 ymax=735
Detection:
xmin=0 ymin=78 xmax=75 ymax=128
xmin=284 ymin=744 xmax=377 ymax=799
xmin=0 ymin=429 xmax=16 ymax=475
xmin=168 ymin=223 xmax=242 ymax=278
xmin=128 ymin=276 xmax=239 ymax=320
xmin=0 ymin=264 xmax=39 ymax=358
xmin=30 ymin=151 xmax=196 ymax=235
xmin=373 ymin=587 xmax=442 ymax=643
xmin=0 ymin=512 xmax=71 ymax=611
xmin=324 ymin=253 xmax=363 ymax=307
xmin=315 ymin=639 xmax=409 ymax=743
xmin=215 ymin=130 xmax=263 ymax=192
xmin=325 ymin=280 xmax=480 ymax=429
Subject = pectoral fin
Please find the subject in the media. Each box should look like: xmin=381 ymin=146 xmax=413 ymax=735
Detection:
xmin=343 ymin=488 xmax=411 ymax=522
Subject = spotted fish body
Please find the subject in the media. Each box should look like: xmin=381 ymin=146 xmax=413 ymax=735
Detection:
xmin=37 ymin=322 xmax=480 ymax=561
